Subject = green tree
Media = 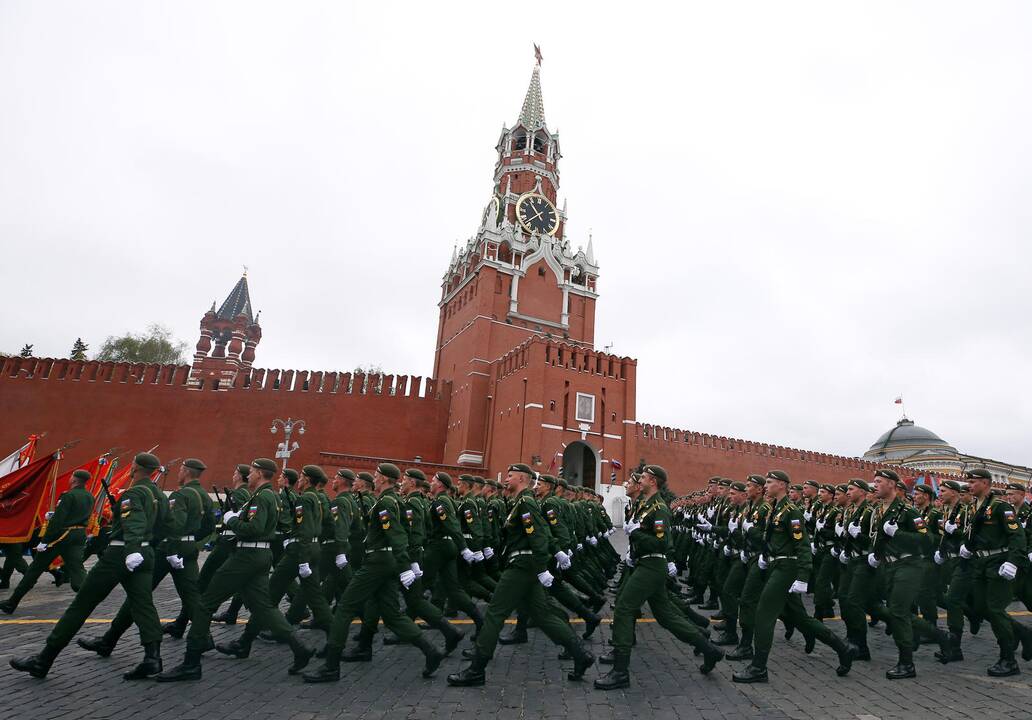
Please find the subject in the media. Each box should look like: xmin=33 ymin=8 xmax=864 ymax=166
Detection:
xmin=19 ymin=344 xmax=33 ymax=358
xmin=96 ymin=324 xmax=187 ymax=364
xmin=70 ymin=338 xmax=89 ymax=361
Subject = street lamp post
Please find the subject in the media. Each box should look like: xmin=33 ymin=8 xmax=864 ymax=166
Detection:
xmin=270 ymin=417 xmax=306 ymax=469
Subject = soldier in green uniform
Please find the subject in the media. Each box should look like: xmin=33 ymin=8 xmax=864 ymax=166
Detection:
xmin=156 ymin=458 xmax=314 ymax=682
xmin=320 ymin=468 xmax=360 ymax=604
xmin=911 ymin=483 xmax=942 ymax=629
xmin=420 ymin=472 xmax=483 ymax=633
xmin=447 ymin=463 xmax=594 ymax=687
xmin=79 ymin=458 xmax=213 ymax=674
xmin=932 ymin=479 xmax=970 ymax=662
xmin=725 ymin=474 xmax=770 ymax=661
xmin=836 ymin=478 xmax=878 ymax=660
xmin=1005 ymin=481 xmax=1032 ymax=612
xmin=958 ymin=468 xmax=1028 ymax=676
xmin=731 ymin=470 xmax=854 ymax=684
xmin=10 ymin=453 xmax=166 ymax=679
xmin=0 ymin=468 xmax=93 ymax=613
xmin=205 ymin=465 xmax=252 ymax=626
xmin=594 ymin=465 xmax=721 ymax=690
xmin=453 ymin=475 xmax=491 ymax=602
xmin=810 ymin=484 xmax=841 ymax=620
xmin=282 ymin=468 xmax=336 ymax=627
xmin=301 ymin=463 xmax=445 ymax=682
xmin=712 ymin=481 xmax=750 ymax=646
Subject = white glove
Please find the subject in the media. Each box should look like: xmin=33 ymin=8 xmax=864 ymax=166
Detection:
xmin=667 ymin=562 xmax=677 ymax=577
xmin=706 ymin=507 xmax=716 ymax=519
xmin=399 ymin=569 xmax=416 ymax=588
xmin=222 ymin=510 xmax=240 ymax=525
xmin=335 ymin=553 xmax=349 ymax=569
xmin=867 ymin=553 xmax=880 ymax=568
xmin=565 ymin=548 xmax=574 ymax=557
xmin=739 ymin=550 xmax=747 ymax=563
xmin=622 ymin=552 xmax=635 ymax=567
xmin=587 ymin=536 xmax=598 ymax=547
xmin=848 ymin=522 xmax=861 ymax=538
xmin=882 ymin=520 xmax=898 ymax=537
xmin=830 ymin=547 xmax=840 ymax=558
xmin=1028 ymin=552 xmax=1032 ymax=564
xmin=839 ymin=551 xmax=849 ymax=565
xmin=959 ymin=544 xmax=973 ymax=559
xmin=461 ymin=548 xmax=476 ymax=564
xmin=999 ymin=562 xmax=1018 ymax=581
xmin=606 ymin=528 xmax=615 ymax=537
xmin=125 ymin=552 xmax=144 ymax=571
xmin=473 ymin=550 xmax=485 ymax=562
xmin=298 ymin=562 xmax=312 ymax=578
xmin=576 ymin=543 xmax=584 ymax=551
xmin=167 ymin=555 xmax=185 ymax=570
xmin=835 ymin=522 xmax=845 ymax=537
xmin=944 ymin=519 xmax=958 ymax=535
xmin=723 ymin=546 xmax=733 ymax=557
xmin=596 ymin=532 xmax=603 ymax=539
xmin=45 ymin=511 xmax=54 ymax=520
xmin=483 ymin=547 xmax=494 ymax=559
xmin=741 ymin=518 xmax=754 ymax=532
xmin=555 ymin=550 xmax=571 ymax=570
xmin=537 ymin=570 xmax=554 ymax=587
xmin=758 ymin=555 xmax=768 ymax=570
xmin=934 ymin=551 xmax=944 ymax=565
xmin=410 ymin=562 xmax=423 ymax=578
xmin=815 ymin=518 xmax=826 ymax=532
xmin=727 ymin=518 xmax=739 ymax=533
xmin=809 ymin=542 xmax=816 ymax=555
xmin=696 ymin=519 xmax=713 ymax=532
xmin=33 ymin=543 xmax=47 ymax=553
xmin=789 ymin=580 xmax=808 ymax=594
xmin=624 ymin=521 xmax=640 ymax=535
xmin=803 ymin=510 xmax=813 ymax=522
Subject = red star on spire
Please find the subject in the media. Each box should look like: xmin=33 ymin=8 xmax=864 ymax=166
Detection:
xmin=534 ymin=43 xmax=543 ymax=66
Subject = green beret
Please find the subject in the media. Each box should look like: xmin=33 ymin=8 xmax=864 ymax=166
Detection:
xmin=283 ymin=468 xmax=299 ymax=483
xmin=964 ymin=468 xmax=992 ymax=481
xmin=252 ymin=458 xmax=278 ymax=474
xmin=746 ymin=474 xmax=765 ymax=486
xmin=472 ymin=476 xmax=486 ymax=486
xmin=835 ymin=484 xmax=849 ymax=493
xmin=914 ymin=484 xmax=935 ymax=497
xmin=790 ymin=484 xmax=803 ymax=492
xmin=356 ymin=471 xmax=375 ymax=485
xmin=72 ymin=469 xmax=92 ymax=482
xmin=508 ymin=463 xmax=533 ymax=475
xmin=302 ymin=464 xmax=328 ymax=483
xmin=538 ymin=474 xmax=557 ymax=486
xmin=183 ymin=458 xmax=206 ymax=472
xmin=820 ymin=484 xmax=836 ymax=493
xmin=405 ymin=468 xmax=427 ymax=482
xmin=849 ymin=478 xmax=873 ymax=492
xmin=336 ymin=468 xmax=356 ymax=481
xmin=1005 ymin=482 xmax=1026 ymax=492
xmin=990 ymin=487 xmax=1004 ymax=496
xmin=941 ymin=480 xmax=964 ymax=492
xmin=134 ymin=452 xmax=161 ymax=472
xmin=804 ymin=480 xmax=820 ymax=489
xmin=895 ymin=480 xmax=908 ymax=491
xmin=730 ymin=481 xmax=748 ymax=492
xmin=874 ymin=468 xmax=900 ymax=483
xmin=376 ymin=463 xmax=401 ymax=480
xmin=557 ymin=478 xmax=569 ymax=489
xmin=766 ymin=470 xmax=790 ymax=483
xmin=643 ymin=465 xmax=667 ymax=485
xmin=708 ymin=476 xmax=721 ymax=485
xmin=433 ymin=472 xmax=453 ymax=489
xmin=489 ymin=479 xmax=503 ymax=489
xmin=719 ymin=479 xmax=732 ymax=487
xmin=236 ymin=464 xmax=252 ymax=478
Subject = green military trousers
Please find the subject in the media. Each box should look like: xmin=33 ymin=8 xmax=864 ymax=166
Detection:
xmin=971 ymin=557 xmax=1016 ymax=659
xmin=812 ymin=550 xmax=839 ymax=617
xmin=8 ymin=536 xmax=87 ymax=603
xmin=108 ymin=549 xmax=201 ymax=644
xmin=611 ymin=558 xmax=708 ymax=660
xmin=879 ymin=557 xmax=924 ymax=660
xmin=247 ymin=541 xmax=333 ymax=637
xmin=46 ymin=546 xmax=161 ymax=651
xmin=839 ymin=558 xmax=876 ymax=645
xmin=720 ymin=556 xmax=748 ymax=627
xmin=421 ymin=539 xmax=479 ymax=618
xmin=737 ymin=558 xmax=767 ymax=645
xmin=326 ymin=551 xmax=423 ymax=650
xmin=186 ymin=547 xmax=294 ymax=652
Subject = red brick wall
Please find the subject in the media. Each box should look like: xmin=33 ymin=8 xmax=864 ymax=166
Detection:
xmin=0 ymin=357 xmax=451 ymax=479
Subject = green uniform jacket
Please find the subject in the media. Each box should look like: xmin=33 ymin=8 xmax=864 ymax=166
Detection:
xmin=365 ymin=488 xmax=411 ymax=568
xmin=542 ymin=494 xmax=574 ymax=553
xmin=404 ymin=491 xmax=430 ymax=549
xmin=228 ymin=482 xmax=279 ymax=541
xmin=936 ymin=501 xmax=968 ymax=555
xmin=842 ymin=501 xmax=874 ymax=558
xmin=500 ymin=489 xmax=551 ymax=573
xmin=428 ymin=492 xmax=467 ymax=551
xmin=967 ymin=494 xmax=1027 ymax=565
xmin=164 ymin=482 xmax=204 ymax=556
xmin=458 ymin=495 xmax=482 ymax=550
xmin=112 ymin=480 xmax=164 ymax=554
xmin=870 ymin=497 xmax=928 ymax=559
xmin=278 ymin=487 xmax=299 ymax=536
xmin=628 ymin=492 xmax=672 ymax=562
xmin=329 ymin=493 xmax=353 ymax=555
xmin=41 ymin=486 xmax=93 ymax=544
xmin=744 ymin=498 xmax=772 ymax=554
xmin=291 ymin=490 xmax=323 ymax=564
xmin=764 ymin=495 xmax=811 ymax=581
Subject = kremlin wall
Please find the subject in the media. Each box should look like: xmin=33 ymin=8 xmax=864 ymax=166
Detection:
xmin=0 ymin=58 xmax=953 ymax=498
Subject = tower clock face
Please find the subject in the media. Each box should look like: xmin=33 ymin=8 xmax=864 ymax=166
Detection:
xmin=516 ymin=193 xmax=559 ymax=236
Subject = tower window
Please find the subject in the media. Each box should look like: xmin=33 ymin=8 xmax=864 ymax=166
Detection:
xmin=513 ymin=130 xmax=527 ymax=151
xmin=533 ymin=135 xmax=547 ymax=153
xmin=538 ymin=266 xmax=545 ymax=277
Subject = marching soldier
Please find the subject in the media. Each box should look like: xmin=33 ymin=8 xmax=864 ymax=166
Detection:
xmin=10 ymin=453 xmax=166 ymax=679
xmin=712 ymin=481 xmax=750 ymax=647
xmin=810 ymin=483 xmax=842 ymax=620
xmin=725 ymin=474 xmax=770 ymax=662
xmin=933 ymin=478 xmax=970 ymax=662
xmin=0 ymin=468 xmax=93 ymax=613
xmin=204 ymin=465 xmax=252 ymax=626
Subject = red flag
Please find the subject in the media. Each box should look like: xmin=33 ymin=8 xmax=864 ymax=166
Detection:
xmin=0 ymin=454 xmax=59 ymax=543
xmin=894 ymin=397 xmax=903 ymax=405
xmin=36 ymin=456 xmax=103 ymax=528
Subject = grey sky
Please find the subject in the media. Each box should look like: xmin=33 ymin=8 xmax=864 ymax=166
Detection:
xmin=1 ymin=2 xmax=1029 ymax=464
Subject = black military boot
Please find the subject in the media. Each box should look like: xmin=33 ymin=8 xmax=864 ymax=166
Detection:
xmin=341 ymin=628 xmax=373 ymax=662
xmin=803 ymin=630 xmax=816 ymax=654
xmin=9 ymin=642 xmax=59 ymax=679
xmin=700 ymin=598 xmax=720 ymax=611
xmin=590 ymin=595 xmax=606 ymax=613
xmin=697 ymin=639 xmax=724 ymax=675
xmin=414 ymin=636 xmax=445 ymax=678
xmin=732 ymin=650 xmax=768 ymax=684
xmin=593 ymin=651 xmax=630 ymax=690
xmin=155 ymin=647 xmax=202 ymax=682
xmin=382 ymin=631 xmax=402 ymax=646
xmin=987 ymin=656 xmax=1020 ymax=677
xmin=581 ymin=610 xmax=602 ymax=640
xmin=566 ymin=641 xmax=594 ymax=681
xmin=215 ymin=637 xmax=252 ymax=659
xmin=885 ymin=649 xmax=916 ymax=680
xmin=468 ymin=605 xmax=484 ymax=638
xmin=429 ymin=618 xmax=464 ymax=655
xmin=725 ymin=630 xmax=753 ymax=661
xmin=76 ymin=633 xmax=117 ymax=657
xmin=212 ymin=608 xmax=237 ymax=625
xmin=831 ymin=636 xmax=855 ymax=677
xmin=499 ymin=617 xmax=529 ymax=645
xmin=446 ymin=649 xmax=488 ymax=687
xmin=287 ymin=633 xmax=315 ymax=675
xmin=124 ymin=642 xmax=163 ymax=680
xmin=597 ymin=646 xmax=617 ymax=665
xmin=1013 ymin=620 xmax=1032 ymax=662
xmin=712 ymin=628 xmax=739 ymax=646
xmin=935 ymin=631 xmax=963 ymax=664
xmin=0 ymin=597 xmax=19 ymax=615
xmin=847 ymin=638 xmax=871 ymax=661
xmin=302 ymin=644 xmax=341 ymax=683
xmin=711 ymin=610 xmax=727 ymax=621
xmin=161 ymin=620 xmax=186 ymax=639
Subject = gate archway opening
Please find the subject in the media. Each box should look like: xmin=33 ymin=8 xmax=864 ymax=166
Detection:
xmin=561 ymin=440 xmax=600 ymax=491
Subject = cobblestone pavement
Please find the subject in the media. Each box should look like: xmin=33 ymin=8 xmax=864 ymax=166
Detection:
xmin=1 ymin=550 xmax=1031 ymax=720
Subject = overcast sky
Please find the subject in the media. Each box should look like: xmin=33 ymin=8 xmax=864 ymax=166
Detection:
xmin=1 ymin=2 xmax=1029 ymax=464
